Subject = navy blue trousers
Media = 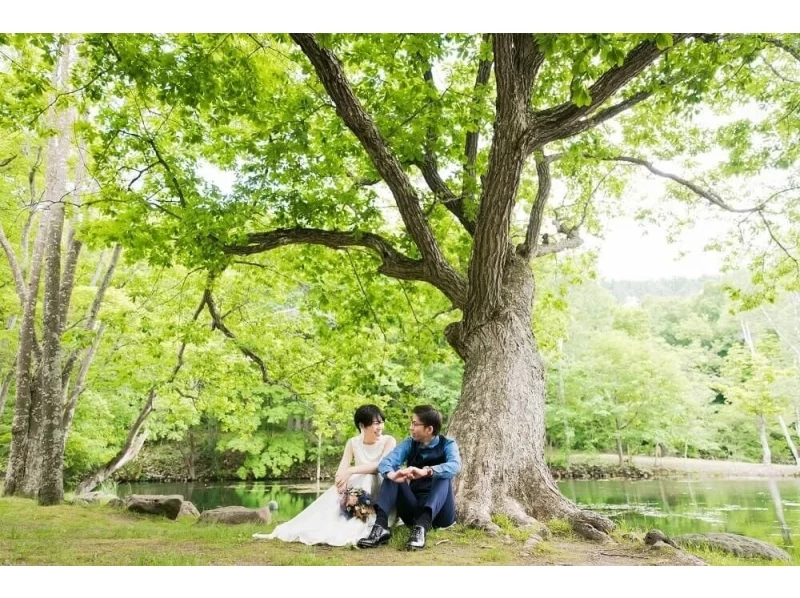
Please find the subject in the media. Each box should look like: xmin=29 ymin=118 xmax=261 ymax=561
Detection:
xmin=376 ymin=477 xmax=456 ymax=529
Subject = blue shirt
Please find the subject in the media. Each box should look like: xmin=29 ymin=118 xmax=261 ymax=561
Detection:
xmin=378 ymin=435 xmax=462 ymax=479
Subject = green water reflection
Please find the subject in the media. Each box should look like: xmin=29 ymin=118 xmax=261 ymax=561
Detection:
xmin=560 ymin=478 xmax=800 ymax=549
xmin=118 ymin=477 xmax=800 ymax=549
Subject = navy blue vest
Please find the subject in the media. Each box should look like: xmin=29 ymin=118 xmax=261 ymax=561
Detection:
xmin=407 ymin=435 xmax=447 ymax=494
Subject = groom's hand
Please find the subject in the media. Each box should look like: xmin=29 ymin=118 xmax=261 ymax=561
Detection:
xmin=405 ymin=467 xmax=428 ymax=480
xmin=388 ymin=469 xmax=409 ymax=482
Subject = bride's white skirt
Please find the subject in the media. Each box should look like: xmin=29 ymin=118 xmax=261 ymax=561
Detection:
xmin=254 ymin=473 xmax=388 ymax=547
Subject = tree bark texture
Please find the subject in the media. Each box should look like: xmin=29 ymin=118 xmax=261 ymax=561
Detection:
xmin=36 ymin=44 xmax=75 ymax=505
xmin=446 ymin=256 xmax=613 ymax=539
xmin=3 ymin=211 xmax=49 ymax=497
xmin=4 ymin=42 xmax=77 ymax=502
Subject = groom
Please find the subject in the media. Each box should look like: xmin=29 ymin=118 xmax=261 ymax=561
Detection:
xmin=358 ymin=404 xmax=461 ymax=550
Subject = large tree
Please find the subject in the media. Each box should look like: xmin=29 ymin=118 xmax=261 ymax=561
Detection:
xmin=50 ymin=32 xmax=800 ymax=536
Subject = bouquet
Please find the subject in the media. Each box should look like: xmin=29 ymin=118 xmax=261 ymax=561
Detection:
xmin=339 ymin=487 xmax=374 ymax=522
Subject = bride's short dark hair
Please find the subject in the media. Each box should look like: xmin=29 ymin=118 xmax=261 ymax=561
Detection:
xmin=354 ymin=404 xmax=385 ymax=430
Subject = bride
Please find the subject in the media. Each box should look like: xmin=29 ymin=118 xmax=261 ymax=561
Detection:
xmin=254 ymin=404 xmax=396 ymax=546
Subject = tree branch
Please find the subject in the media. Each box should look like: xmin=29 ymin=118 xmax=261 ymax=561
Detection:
xmin=531 ymin=35 xmax=691 ymax=147
xmin=532 ymin=230 xmax=584 ymax=258
xmin=61 ymin=322 xmax=105 ymax=432
xmin=290 ymin=34 xmax=465 ymax=304
xmin=57 ymin=226 xmax=83 ymax=334
xmin=0 ymin=224 xmax=28 ymax=305
xmin=519 ymin=153 xmax=552 ymax=257
xmin=0 ymin=154 xmax=17 ymax=168
xmin=0 ymin=364 xmax=15 ymax=422
xmin=544 ymin=90 xmax=654 ymax=144
xmin=416 ymin=157 xmax=475 ymax=235
xmin=466 ymin=34 xmax=541 ymax=324
xmin=463 ymin=34 xmax=494 ymax=202
xmin=22 ymin=148 xmax=43 ymax=277
xmin=758 ymin=211 xmax=800 ymax=274
xmin=61 ymin=244 xmax=122 ymax=390
xmin=416 ymin=62 xmax=475 ymax=235
xmin=345 ymin=250 xmax=387 ymax=344
xmin=203 ymin=287 xmax=271 ymax=384
xmin=596 ymin=155 xmax=765 ymax=213
xmin=86 ymin=244 xmax=122 ymax=330
xmin=224 ymin=227 xmax=466 ymax=308
xmin=762 ymin=35 xmax=800 ymax=64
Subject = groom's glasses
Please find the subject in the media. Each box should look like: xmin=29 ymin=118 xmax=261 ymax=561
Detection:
xmin=410 ymin=421 xmax=426 ymax=428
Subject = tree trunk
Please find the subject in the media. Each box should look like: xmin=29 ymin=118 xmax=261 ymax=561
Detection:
xmin=186 ymin=428 xmax=197 ymax=480
xmin=75 ymin=390 xmax=154 ymax=495
xmin=557 ymin=337 xmax=570 ymax=465
xmin=36 ymin=44 xmax=75 ymax=506
xmin=614 ymin=419 xmax=624 ymax=466
xmin=777 ymin=415 xmax=800 ymax=466
xmin=795 ymin=405 xmax=800 ymax=441
xmin=0 ymin=368 xmax=14 ymax=422
xmin=4 ymin=211 xmax=49 ymax=497
xmin=757 ymin=415 xmax=771 ymax=465
xmin=446 ymin=257 xmax=612 ymax=539
xmin=4 ymin=42 xmax=76 ymax=503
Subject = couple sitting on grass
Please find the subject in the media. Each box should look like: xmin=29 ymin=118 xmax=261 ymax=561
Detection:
xmin=254 ymin=404 xmax=460 ymax=550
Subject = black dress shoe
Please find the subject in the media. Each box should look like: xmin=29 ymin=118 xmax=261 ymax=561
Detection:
xmin=406 ymin=525 xmax=426 ymax=550
xmin=357 ymin=524 xmax=391 ymax=548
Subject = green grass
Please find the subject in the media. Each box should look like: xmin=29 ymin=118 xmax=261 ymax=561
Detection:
xmin=545 ymin=518 xmax=574 ymax=537
xmin=1 ymin=496 xmax=793 ymax=566
xmin=0 ymin=497 xmax=514 ymax=566
xmin=491 ymin=514 xmax=536 ymax=542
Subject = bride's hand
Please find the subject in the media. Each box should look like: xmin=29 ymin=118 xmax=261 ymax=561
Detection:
xmin=335 ymin=470 xmax=351 ymax=492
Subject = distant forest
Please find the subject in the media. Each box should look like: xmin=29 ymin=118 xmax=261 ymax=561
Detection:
xmin=603 ymin=276 xmax=717 ymax=302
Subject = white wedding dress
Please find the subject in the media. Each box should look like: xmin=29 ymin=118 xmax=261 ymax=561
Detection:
xmin=254 ymin=434 xmax=393 ymax=546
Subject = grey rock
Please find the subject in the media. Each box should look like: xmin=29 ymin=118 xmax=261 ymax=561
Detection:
xmin=71 ymin=491 xmax=119 ymax=505
xmin=674 ymin=533 xmax=791 ymax=562
xmin=124 ymin=494 xmax=184 ymax=520
xmin=644 ymin=529 xmax=678 ymax=548
xmin=178 ymin=501 xmax=200 ymax=518
xmin=196 ymin=505 xmax=273 ymax=525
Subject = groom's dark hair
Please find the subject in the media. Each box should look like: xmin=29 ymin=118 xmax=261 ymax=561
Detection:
xmin=412 ymin=405 xmax=442 ymax=435
xmin=354 ymin=404 xmax=385 ymax=430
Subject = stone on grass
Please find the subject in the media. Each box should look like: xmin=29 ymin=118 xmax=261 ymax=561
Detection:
xmin=674 ymin=533 xmax=791 ymax=562
xmin=124 ymin=494 xmax=184 ymax=520
xmin=71 ymin=491 xmax=120 ymax=505
xmin=196 ymin=504 xmax=276 ymax=525
xmin=178 ymin=501 xmax=200 ymax=518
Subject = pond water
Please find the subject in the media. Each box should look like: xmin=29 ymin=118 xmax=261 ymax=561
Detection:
xmin=117 ymin=477 xmax=800 ymax=549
